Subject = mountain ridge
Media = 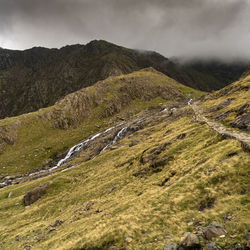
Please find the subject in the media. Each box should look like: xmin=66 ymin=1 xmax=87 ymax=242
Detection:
xmin=0 ymin=40 xmax=248 ymax=119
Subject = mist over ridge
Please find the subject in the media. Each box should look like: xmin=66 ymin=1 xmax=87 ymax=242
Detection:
xmin=0 ymin=0 xmax=249 ymax=61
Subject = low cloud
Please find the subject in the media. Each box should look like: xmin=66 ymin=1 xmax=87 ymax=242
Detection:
xmin=0 ymin=0 xmax=249 ymax=61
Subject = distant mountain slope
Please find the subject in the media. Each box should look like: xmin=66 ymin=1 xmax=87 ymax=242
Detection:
xmin=0 ymin=40 xmax=247 ymax=119
xmin=240 ymin=65 xmax=250 ymax=79
xmin=175 ymin=59 xmax=248 ymax=90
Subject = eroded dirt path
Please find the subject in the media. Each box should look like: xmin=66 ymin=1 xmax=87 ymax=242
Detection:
xmin=191 ymin=102 xmax=250 ymax=151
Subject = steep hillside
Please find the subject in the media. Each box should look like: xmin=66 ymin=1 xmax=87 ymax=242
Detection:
xmin=0 ymin=69 xmax=249 ymax=249
xmin=240 ymin=65 xmax=250 ymax=79
xmin=0 ymin=68 xmax=202 ymax=179
xmin=200 ymin=70 xmax=250 ymax=133
xmin=0 ymin=40 xmax=247 ymax=119
xmin=176 ymin=59 xmax=248 ymax=90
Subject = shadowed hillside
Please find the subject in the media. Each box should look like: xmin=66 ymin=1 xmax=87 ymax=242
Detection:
xmin=0 ymin=40 xmax=247 ymax=119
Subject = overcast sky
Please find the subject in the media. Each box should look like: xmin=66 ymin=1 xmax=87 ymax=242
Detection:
xmin=0 ymin=0 xmax=250 ymax=61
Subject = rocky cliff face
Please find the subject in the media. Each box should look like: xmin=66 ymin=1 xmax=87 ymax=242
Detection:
xmin=0 ymin=40 xmax=248 ymax=119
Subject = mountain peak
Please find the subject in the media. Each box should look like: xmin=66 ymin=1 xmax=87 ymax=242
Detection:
xmin=0 ymin=41 xmax=248 ymax=119
xmin=85 ymin=39 xmax=123 ymax=53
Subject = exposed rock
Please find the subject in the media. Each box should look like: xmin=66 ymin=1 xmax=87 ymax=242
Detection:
xmin=8 ymin=192 xmax=13 ymax=198
xmin=84 ymin=201 xmax=95 ymax=211
xmin=194 ymin=226 xmax=205 ymax=238
xmin=149 ymin=157 xmax=169 ymax=169
xmin=106 ymin=185 xmax=119 ymax=194
xmin=109 ymin=146 xmax=119 ymax=150
xmin=160 ymin=171 xmax=176 ymax=186
xmin=117 ymin=116 xmax=125 ymax=121
xmin=207 ymin=98 xmax=235 ymax=113
xmin=181 ymin=232 xmax=200 ymax=249
xmin=115 ymin=158 xmax=134 ymax=168
xmin=163 ymin=241 xmax=178 ymax=250
xmin=15 ymin=235 xmax=21 ymax=241
xmin=241 ymin=141 xmax=250 ymax=153
xmin=247 ymin=240 xmax=250 ymax=249
xmin=199 ymin=196 xmax=216 ymax=211
xmin=22 ymin=244 xmax=32 ymax=250
xmin=134 ymin=155 xmax=173 ymax=177
xmin=236 ymin=104 xmax=250 ymax=116
xmin=206 ymin=242 xmax=222 ymax=250
xmin=244 ymin=232 xmax=250 ymax=241
xmin=204 ymin=222 xmax=226 ymax=240
xmin=93 ymin=208 xmax=102 ymax=214
xmin=214 ymin=110 xmax=234 ymax=122
xmin=125 ymin=237 xmax=133 ymax=243
xmin=23 ymin=183 xmax=49 ymax=206
xmin=34 ymin=233 xmax=46 ymax=242
xmin=231 ymin=113 xmax=250 ymax=132
xmin=222 ymin=213 xmax=235 ymax=221
xmin=176 ymin=133 xmax=187 ymax=140
xmin=50 ymin=220 xmax=64 ymax=228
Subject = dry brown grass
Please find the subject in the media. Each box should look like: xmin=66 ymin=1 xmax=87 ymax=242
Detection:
xmin=0 ymin=114 xmax=249 ymax=249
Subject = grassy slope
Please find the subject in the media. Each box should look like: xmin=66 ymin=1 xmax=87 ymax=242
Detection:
xmin=0 ymin=73 xmax=249 ymax=249
xmin=201 ymin=73 xmax=250 ymax=128
xmin=0 ymin=69 xmax=203 ymax=178
xmin=0 ymin=113 xmax=249 ymax=249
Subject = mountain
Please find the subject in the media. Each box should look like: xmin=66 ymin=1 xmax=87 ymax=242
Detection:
xmin=0 ymin=68 xmax=202 ymax=178
xmin=240 ymin=65 xmax=250 ymax=79
xmin=0 ymin=40 xmax=248 ymax=119
xmin=175 ymin=59 xmax=249 ymax=90
xmin=0 ymin=68 xmax=249 ymax=249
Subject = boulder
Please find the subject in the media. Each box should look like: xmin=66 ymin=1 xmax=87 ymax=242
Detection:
xmin=204 ymin=222 xmax=226 ymax=240
xmin=50 ymin=220 xmax=64 ymax=228
xmin=206 ymin=242 xmax=222 ymax=250
xmin=163 ymin=241 xmax=178 ymax=250
xmin=23 ymin=183 xmax=49 ymax=206
xmin=181 ymin=232 xmax=200 ymax=249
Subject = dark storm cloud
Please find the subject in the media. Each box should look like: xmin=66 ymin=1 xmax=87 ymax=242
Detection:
xmin=0 ymin=0 xmax=249 ymax=60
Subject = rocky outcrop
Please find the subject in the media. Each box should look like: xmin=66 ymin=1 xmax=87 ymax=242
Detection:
xmin=0 ymin=120 xmax=21 ymax=153
xmin=203 ymin=222 xmax=226 ymax=240
xmin=206 ymin=242 xmax=222 ymax=250
xmin=163 ymin=241 xmax=178 ymax=250
xmin=23 ymin=183 xmax=49 ymax=206
xmin=180 ymin=232 xmax=201 ymax=249
xmin=231 ymin=113 xmax=250 ymax=132
xmin=45 ymin=69 xmax=186 ymax=129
